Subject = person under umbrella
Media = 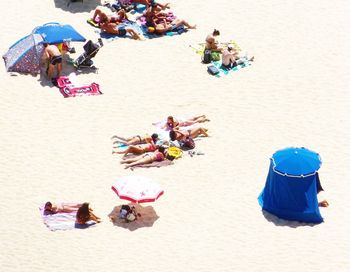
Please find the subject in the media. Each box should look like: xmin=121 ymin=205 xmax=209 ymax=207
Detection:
xmin=43 ymin=43 xmax=62 ymax=81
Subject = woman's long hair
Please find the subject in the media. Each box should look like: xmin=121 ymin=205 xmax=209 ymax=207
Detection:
xmin=76 ymin=202 xmax=90 ymax=223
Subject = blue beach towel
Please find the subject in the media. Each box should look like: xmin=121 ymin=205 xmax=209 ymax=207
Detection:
xmin=39 ymin=205 xmax=96 ymax=231
xmin=209 ymin=61 xmax=251 ymax=78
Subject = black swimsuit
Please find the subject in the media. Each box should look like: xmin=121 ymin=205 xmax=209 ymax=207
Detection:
xmin=50 ymin=55 xmax=62 ymax=65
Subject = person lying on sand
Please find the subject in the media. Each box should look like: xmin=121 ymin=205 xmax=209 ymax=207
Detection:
xmin=111 ymin=133 xmax=159 ymax=146
xmin=113 ymin=141 xmax=159 ymax=156
xmin=205 ymin=29 xmax=223 ymax=52
xmin=100 ymin=21 xmax=143 ymax=40
xmin=92 ymin=8 xmax=127 ymax=24
xmin=152 ymin=18 xmax=196 ymax=34
xmin=221 ymin=44 xmax=254 ymax=70
xmin=169 ymin=127 xmax=208 ymax=141
xmin=76 ymin=203 xmax=101 ymax=224
xmin=162 ymin=115 xmax=210 ymax=130
xmin=44 ymin=202 xmax=82 ymax=215
xmin=120 ymin=146 xmax=172 ymax=169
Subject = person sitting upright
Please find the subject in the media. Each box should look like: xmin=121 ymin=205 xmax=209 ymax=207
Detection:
xmin=221 ymin=44 xmax=255 ymax=70
xmin=205 ymin=29 xmax=222 ymax=52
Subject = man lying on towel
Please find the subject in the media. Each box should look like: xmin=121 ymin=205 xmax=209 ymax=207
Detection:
xmin=100 ymin=21 xmax=143 ymax=40
xmin=152 ymin=18 xmax=196 ymax=34
xmin=92 ymin=8 xmax=127 ymax=25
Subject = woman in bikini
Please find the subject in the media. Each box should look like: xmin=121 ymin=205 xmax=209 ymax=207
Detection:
xmin=113 ymin=141 xmax=158 ymax=156
xmin=44 ymin=202 xmax=82 ymax=215
xmin=169 ymin=127 xmax=209 ymax=141
xmin=120 ymin=146 xmax=168 ymax=169
xmin=163 ymin=115 xmax=209 ymax=130
xmin=111 ymin=133 xmax=159 ymax=146
xmin=76 ymin=203 xmax=101 ymax=225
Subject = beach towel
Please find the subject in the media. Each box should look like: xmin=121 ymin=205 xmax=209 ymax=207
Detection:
xmin=56 ymin=75 xmax=102 ymax=98
xmin=39 ymin=204 xmax=96 ymax=231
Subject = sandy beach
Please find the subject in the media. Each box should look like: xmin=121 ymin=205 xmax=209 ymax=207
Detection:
xmin=1 ymin=0 xmax=350 ymax=271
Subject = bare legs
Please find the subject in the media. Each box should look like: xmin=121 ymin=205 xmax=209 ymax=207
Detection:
xmin=190 ymin=127 xmax=209 ymax=138
xmin=120 ymin=154 xmax=154 ymax=169
xmin=113 ymin=145 xmax=145 ymax=156
xmin=126 ymin=28 xmax=143 ymax=40
xmin=172 ymin=18 xmax=196 ymax=29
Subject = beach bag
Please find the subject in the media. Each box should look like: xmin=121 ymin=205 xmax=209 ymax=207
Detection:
xmin=180 ymin=137 xmax=195 ymax=150
xmin=207 ymin=65 xmax=220 ymax=75
xmin=119 ymin=205 xmax=131 ymax=219
xmin=167 ymin=146 xmax=183 ymax=159
xmin=202 ymin=49 xmax=212 ymax=64
xmin=126 ymin=212 xmax=136 ymax=222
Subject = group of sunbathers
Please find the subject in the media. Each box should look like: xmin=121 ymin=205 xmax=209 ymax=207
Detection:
xmin=90 ymin=0 xmax=196 ymax=39
xmin=205 ymin=29 xmax=255 ymax=69
xmin=111 ymin=114 xmax=210 ymax=169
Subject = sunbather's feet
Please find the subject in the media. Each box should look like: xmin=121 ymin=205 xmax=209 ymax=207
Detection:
xmin=189 ymin=24 xmax=197 ymax=29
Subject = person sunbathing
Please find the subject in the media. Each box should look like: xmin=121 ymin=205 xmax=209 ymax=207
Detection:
xmin=92 ymin=8 xmax=127 ymax=24
xmin=163 ymin=115 xmax=210 ymax=130
xmin=44 ymin=202 xmax=82 ymax=215
xmin=153 ymin=18 xmax=196 ymax=34
xmin=169 ymin=127 xmax=208 ymax=141
xmin=113 ymin=141 xmax=159 ymax=156
xmin=76 ymin=203 xmax=101 ymax=224
xmin=100 ymin=21 xmax=143 ymax=40
xmin=120 ymin=146 xmax=168 ymax=169
xmin=111 ymin=133 xmax=159 ymax=146
xmin=205 ymin=29 xmax=223 ymax=52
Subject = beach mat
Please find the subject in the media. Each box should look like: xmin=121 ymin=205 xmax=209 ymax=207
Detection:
xmin=39 ymin=204 xmax=96 ymax=231
xmin=208 ymin=61 xmax=251 ymax=78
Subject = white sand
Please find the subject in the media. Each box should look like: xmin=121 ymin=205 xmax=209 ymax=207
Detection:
xmin=1 ymin=0 xmax=350 ymax=271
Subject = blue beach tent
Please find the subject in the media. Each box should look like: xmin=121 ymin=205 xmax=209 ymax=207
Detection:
xmin=258 ymin=147 xmax=323 ymax=223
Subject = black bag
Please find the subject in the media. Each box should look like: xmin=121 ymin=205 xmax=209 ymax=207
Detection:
xmin=202 ymin=49 xmax=212 ymax=64
xmin=207 ymin=65 xmax=220 ymax=75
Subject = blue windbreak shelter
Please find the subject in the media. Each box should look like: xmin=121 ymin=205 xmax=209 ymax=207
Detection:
xmin=258 ymin=147 xmax=323 ymax=223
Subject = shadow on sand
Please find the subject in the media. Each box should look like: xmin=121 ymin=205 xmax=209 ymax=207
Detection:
xmin=54 ymin=0 xmax=101 ymax=13
xmin=108 ymin=203 xmax=160 ymax=231
xmin=261 ymin=210 xmax=318 ymax=228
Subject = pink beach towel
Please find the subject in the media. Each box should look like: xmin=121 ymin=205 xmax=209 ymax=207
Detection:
xmin=56 ymin=76 xmax=102 ymax=98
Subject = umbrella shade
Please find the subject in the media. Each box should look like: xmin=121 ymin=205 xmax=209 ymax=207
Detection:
xmin=3 ymin=33 xmax=44 ymax=74
xmin=33 ymin=22 xmax=86 ymax=44
xmin=111 ymin=176 xmax=164 ymax=203
xmin=272 ymin=147 xmax=322 ymax=176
